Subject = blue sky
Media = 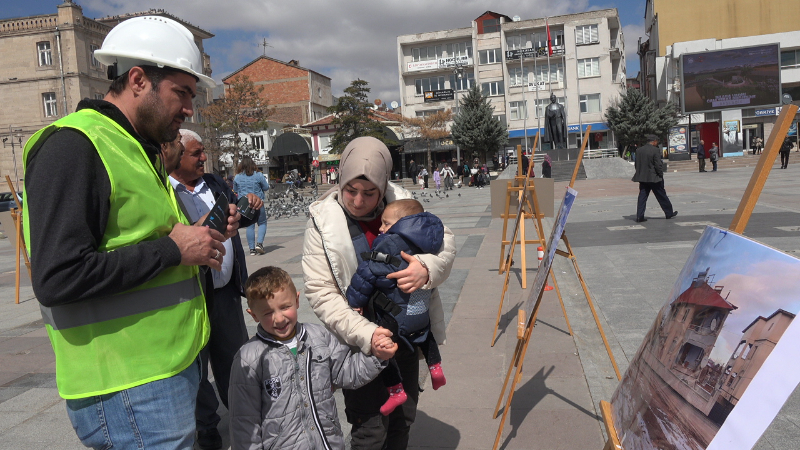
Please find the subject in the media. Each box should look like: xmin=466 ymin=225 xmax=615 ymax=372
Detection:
xmin=2 ymin=0 xmax=646 ymax=104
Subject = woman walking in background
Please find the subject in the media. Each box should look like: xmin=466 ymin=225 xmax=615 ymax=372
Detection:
xmin=234 ymin=157 xmax=270 ymax=255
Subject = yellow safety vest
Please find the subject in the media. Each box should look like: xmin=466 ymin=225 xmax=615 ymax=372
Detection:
xmin=22 ymin=109 xmax=209 ymax=399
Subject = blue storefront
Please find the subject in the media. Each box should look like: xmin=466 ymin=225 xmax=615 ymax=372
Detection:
xmin=508 ymin=121 xmax=612 ymax=152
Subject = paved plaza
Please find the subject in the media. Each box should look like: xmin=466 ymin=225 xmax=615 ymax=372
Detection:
xmin=2 ymin=156 xmax=800 ymax=449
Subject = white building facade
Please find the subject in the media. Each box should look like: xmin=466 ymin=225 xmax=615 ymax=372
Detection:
xmin=397 ymin=9 xmax=626 ymax=160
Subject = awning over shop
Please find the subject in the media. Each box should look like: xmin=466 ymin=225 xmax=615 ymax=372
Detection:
xmin=383 ymin=126 xmax=403 ymax=146
xmin=270 ymin=132 xmax=311 ymax=157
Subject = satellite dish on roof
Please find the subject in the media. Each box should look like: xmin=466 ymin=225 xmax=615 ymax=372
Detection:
xmin=390 ymin=101 xmax=399 ymax=109
xmin=375 ymin=99 xmax=382 ymax=105
xmin=783 ymin=93 xmax=793 ymax=105
xmin=512 ymin=15 xmax=521 ymax=22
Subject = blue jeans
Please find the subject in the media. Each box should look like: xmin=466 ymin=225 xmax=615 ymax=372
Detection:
xmin=246 ymin=205 xmax=267 ymax=249
xmin=66 ymin=359 xmax=200 ymax=450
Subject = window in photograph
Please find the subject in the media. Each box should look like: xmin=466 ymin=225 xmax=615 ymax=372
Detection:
xmin=506 ymin=34 xmax=529 ymax=50
xmin=578 ymin=58 xmax=600 ymax=78
xmin=575 ymin=24 xmax=599 ymax=45
xmin=534 ymin=62 xmax=564 ymax=83
xmin=509 ymin=101 xmax=527 ymax=120
xmin=42 ymin=92 xmax=58 ymax=117
xmin=415 ymin=76 xmax=446 ymax=95
xmin=481 ymin=81 xmax=504 ymax=96
xmin=479 ymin=48 xmax=501 ymax=65
xmin=37 ymin=41 xmax=52 ymax=66
xmin=252 ymin=135 xmax=265 ymax=150
xmin=483 ymin=18 xmax=500 ymax=33
xmin=509 ymin=66 xmax=530 ymax=87
xmin=579 ymin=93 xmax=601 ymax=113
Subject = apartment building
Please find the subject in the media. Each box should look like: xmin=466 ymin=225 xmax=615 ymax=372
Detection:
xmin=397 ymin=9 xmax=625 ymax=163
xmin=0 ymin=1 xmax=214 ymax=186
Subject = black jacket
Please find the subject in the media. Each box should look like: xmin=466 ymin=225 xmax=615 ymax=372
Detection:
xmin=631 ymin=144 xmax=664 ymax=183
xmin=199 ymin=173 xmax=256 ymax=296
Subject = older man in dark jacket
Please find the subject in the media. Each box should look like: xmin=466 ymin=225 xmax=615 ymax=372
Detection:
xmin=632 ymin=135 xmax=678 ymax=223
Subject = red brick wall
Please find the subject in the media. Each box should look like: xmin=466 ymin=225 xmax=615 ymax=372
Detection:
xmin=270 ymin=105 xmax=306 ymax=125
xmin=227 ymin=58 xmax=310 ymax=105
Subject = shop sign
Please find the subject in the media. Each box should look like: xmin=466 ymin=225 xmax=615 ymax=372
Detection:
xmin=438 ymin=55 xmax=472 ymax=68
xmin=318 ymin=153 xmax=341 ymax=162
xmin=407 ymin=60 xmax=439 ymax=71
xmin=755 ymin=108 xmax=777 ymax=116
xmin=424 ymin=89 xmax=454 ymax=102
xmin=568 ymin=125 xmax=581 ymax=133
xmin=527 ymin=81 xmax=547 ymax=91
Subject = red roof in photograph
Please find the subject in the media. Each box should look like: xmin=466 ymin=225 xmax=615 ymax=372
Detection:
xmin=674 ymin=282 xmax=737 ymax=311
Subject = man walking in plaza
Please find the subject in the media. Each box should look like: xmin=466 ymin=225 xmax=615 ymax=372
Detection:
xmin=22 ymin=16 xmax=240 ymax=449
xmin=697 ymin=139 xmax=706 ymax=172
xmin=169 ymin=129 xmax=260 ymax=449
xmin=632 ymin=135 xmax=678 ymax=223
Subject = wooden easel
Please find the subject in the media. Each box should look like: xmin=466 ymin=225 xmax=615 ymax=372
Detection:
xmin=596 ymin=106 xmax=798 ymax=450
xmin=5 ymin=175 xmax=31 ymax=304
xmin=492 ymin=127 xmax=622 ymax=450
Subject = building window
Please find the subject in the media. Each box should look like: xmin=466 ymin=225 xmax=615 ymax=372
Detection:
xmin=415 ymin=76 xmax=446 ymax=95
xmin=781 ymin=49 xmax=800 ymax=69
xmin=579 ymin=93 xmax=601 ymax=113
xmin=534 ymin=63 xmax=564 ymax=83
xmin=412 ymin=45 xmax=443 ymax=62
xmin=94 ymin=93 xmax=104 ymax=100
xmin=319 ymin=135 xmax=332 ymax=150
xmin=506 ymin=34 xmax=529 ymax=50
xmin=481 ymin=81 xmax=504 ymax=96
xmin=483 ymin=18 xmax=500 ymax=33
xmin=90 ymin=44 xmax=101 ymax=67
xmin=509 ymin=66 xmax=530 ymax=87
xmin=449 ymin=72 xmax=475 ymax=91
xmin=533 ymin=96 xmax=565 ymax=118
xmin=37 ymin=41 xmax=53 ymax=66
xmin=575 ymin=24 xmax=599 ymax=45
xmin=42 ymin=92 xmax=58 ymax=117
xmin=318 ymin=87 xmax=323 ymax=98
xmin=509 ymin=101 xmax=527 ymax=121
xmin=479 ymin=48 xmax=501 ymax=65
xmin=495 ymin=114 xmax=507 ymax=129
xmin=252 ymin=135 xmax=265 ymax=150
xmin=578 ymin=57 xmax=600 ymax=78
xmin=415 ymin=109 xmax=445 ymax=117
xmin=446 ymin=42 xmax=472 ymax=58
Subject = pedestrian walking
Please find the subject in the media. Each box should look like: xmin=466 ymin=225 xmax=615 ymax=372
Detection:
xmin=697 ymin=140 xmax=706 ymax=172
xmin=234 ymin=157 xmax=270 ymax=255
xmin=780 ymin=136 xmax=792 ymax=169
xmin=22 ymin=16 xmax=240 ymax=449
xmin=433 ymin=167 xmax=441 ymax=190
xmin=542 ymin=154 xmax=552 ymax=178
xmin=441 ymin=164 xmax=455 ymax=190
xmin=632 ymin=135 xmax=678 ymax=222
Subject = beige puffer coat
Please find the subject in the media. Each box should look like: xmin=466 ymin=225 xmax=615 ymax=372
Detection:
xmin=302 ymin=182 xmax=456 ymax=355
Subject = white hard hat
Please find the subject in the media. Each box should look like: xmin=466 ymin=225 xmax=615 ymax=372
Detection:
xmin=94 ymin=15 xmax=215 ymax=88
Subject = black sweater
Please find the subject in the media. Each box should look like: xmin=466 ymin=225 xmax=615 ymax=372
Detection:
xmin=25 ymin=99 xmax=182 ymax=307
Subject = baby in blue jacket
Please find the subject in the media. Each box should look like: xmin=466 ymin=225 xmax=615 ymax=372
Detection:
xmin=346 ymin=199 xmax=447 ymax=416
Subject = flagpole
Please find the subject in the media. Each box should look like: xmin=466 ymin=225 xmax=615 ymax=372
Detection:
xmin=522 ymin=48 xmax=528 ymax=155
xmin=534 ymin=29 xmax=541 ymax=154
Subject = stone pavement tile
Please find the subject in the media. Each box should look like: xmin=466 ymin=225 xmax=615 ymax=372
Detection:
xmin=514 ymin=351 xmax=585 ymax=379
xmin=1 ymin=372 xmax=56 ymax=389
xmin=507 ymin=375 xmax=595 ymax=413
xmin=499 ymin=409 xmax=604 ymax=450
xmin=0 ymin=411 xmax=30 ymax=434
xmin=0 ymin=387 xmax=27 ymax=405
xmin=0 ymin=410 xmax=79 ymax=446
xmin=418 ymin=372 xmax=503 ymax=410
xmin=0 ymin=371 xmax=26 ymax=386
xmin=0 ymin=387 xmax=62 ymax=413
xmin=437 ymin=353 xmax=505 ymax=380
xmin=408 ymin=407 xmax=496 ymax=449
xmin=0 ymin=335 xmax=50 ymax=353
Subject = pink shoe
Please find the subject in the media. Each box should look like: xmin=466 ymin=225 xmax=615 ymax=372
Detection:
xmin=429 ymin=363 xmax=446 ymax=390
xmin=380 ymin=383 xmax=407 ymax=416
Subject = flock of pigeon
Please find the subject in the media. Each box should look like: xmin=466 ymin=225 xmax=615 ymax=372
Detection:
xmin=411 ymin=185 xmax=462 ymax=203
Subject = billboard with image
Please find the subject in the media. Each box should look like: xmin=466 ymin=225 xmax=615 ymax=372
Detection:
xmin=681 ymin=44 xmax=781 ymax=114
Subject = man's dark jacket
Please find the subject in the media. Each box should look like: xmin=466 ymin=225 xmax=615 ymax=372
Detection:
xmin=631 ymin=143 xmax=664 ymax=184
xmin=199 ymin=174 xmax=257 ymax=296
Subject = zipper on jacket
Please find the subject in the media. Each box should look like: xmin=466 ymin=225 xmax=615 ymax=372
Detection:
xmin=304 ymin=347 xmax=333 ymax=450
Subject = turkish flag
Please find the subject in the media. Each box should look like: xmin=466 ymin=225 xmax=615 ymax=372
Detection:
xmin=546 ymin=20 xmax=553 ymax=56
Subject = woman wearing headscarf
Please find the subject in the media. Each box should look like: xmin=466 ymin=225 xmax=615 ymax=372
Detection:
xmin=302 ymin=137 xmax=456 ymax=449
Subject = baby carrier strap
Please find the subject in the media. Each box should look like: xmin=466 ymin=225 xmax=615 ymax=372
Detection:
xmin=360 ymin=251 xmax=403 ymax=267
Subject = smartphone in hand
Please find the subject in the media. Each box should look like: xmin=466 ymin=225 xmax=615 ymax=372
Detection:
xmin=202 ymin=194 xmax=229 ymax=234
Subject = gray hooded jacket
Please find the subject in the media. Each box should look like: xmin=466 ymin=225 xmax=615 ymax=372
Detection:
xmin=228 ymin=323 xmax=385 ymax=450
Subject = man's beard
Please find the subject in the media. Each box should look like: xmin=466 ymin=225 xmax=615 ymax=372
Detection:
xmin=136 ymin=89 xmax=181 ymax=144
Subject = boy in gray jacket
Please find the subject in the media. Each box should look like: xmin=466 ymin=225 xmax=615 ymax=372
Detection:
xmin=228 ymin=266 xmax=395 ymax=450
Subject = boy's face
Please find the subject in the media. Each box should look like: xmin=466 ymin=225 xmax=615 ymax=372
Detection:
xmin=247 ymin=288 xmax=300 ymax=339
xmin=379 ymin=207 xmax=402 ymax=234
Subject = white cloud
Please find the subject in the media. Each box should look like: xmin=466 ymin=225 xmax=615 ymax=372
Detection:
xmin=81 ymin=0 xmax=626 ymax=101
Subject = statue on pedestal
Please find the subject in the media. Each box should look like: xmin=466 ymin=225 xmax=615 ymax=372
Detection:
xmin=544 ymin=93 xmax=567 ymax=149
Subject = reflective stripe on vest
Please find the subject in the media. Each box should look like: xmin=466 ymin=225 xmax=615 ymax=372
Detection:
xmin=22 ymin=109 xmax=209 ymax=399
xmin=40 ymin=277 xmax=201 ymax=330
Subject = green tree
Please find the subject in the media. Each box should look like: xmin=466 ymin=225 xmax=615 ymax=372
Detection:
xmin=604 ymin=88 xmax=679 ymax=151
xmin=201 ymin=75 xmax=273 ymax=168
xmin=327 ymin=79 xmax=390 ymax=153
xmin=451 ymin=86 xmax=508 ymax=162
xmin=403 ymin=109 xmax=453 ymax=170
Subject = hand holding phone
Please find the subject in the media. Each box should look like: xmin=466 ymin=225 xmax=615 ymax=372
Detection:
xmin=201 ymin=194 xmax=230 ymax=234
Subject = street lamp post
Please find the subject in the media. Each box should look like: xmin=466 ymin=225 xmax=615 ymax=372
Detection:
xmin=2 ymin=126 xmax=24 ymax=191
xmin=453 ymin=63 xmax=465 ymax=167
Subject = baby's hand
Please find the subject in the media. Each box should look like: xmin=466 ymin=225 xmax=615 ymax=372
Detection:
xmin=371 ymin=339 xmax=397 ymax=361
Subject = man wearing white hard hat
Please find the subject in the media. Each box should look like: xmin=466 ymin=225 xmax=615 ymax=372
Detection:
xmin=22 ymin=16 xmax=237 ymax=450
